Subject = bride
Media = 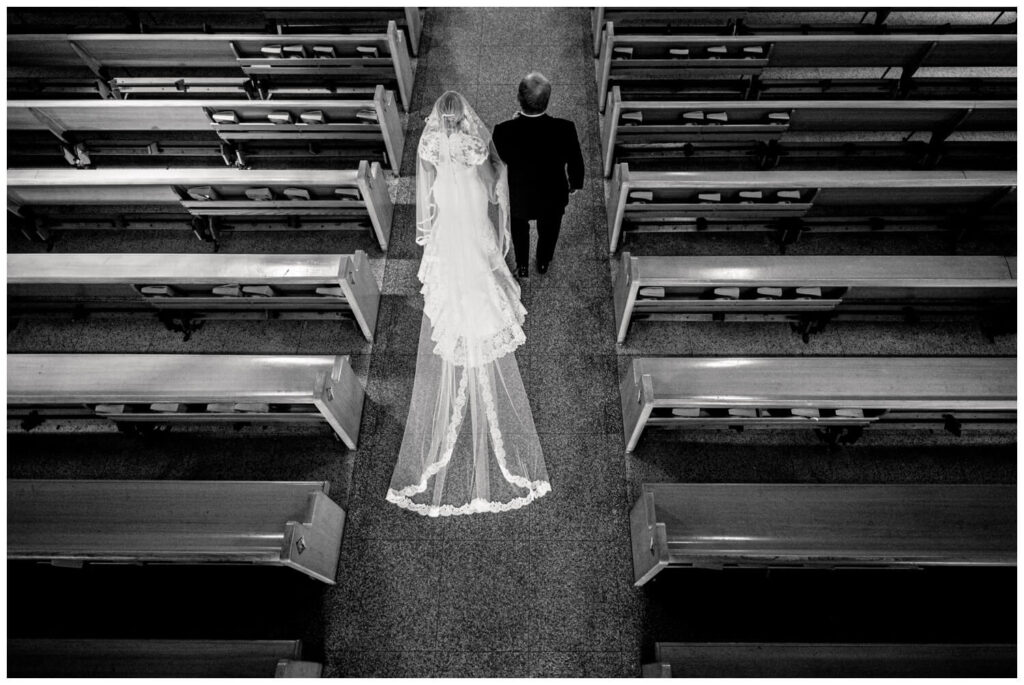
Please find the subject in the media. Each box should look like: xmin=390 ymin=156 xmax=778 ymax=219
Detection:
xmin=386 ymin=91 xmax=550 ymax=517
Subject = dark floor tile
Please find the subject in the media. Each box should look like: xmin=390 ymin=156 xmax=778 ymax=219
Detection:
xmin=443 ymin=501 xmax=534 ymax=541
xmin=293 ymin=320 xmax=370 ymax=356
xmin=528 ymin=289 xmax=617 ymax=351
xmin=322 ymin=650 xmax=441 ymax=678
xmin=8 ymin=317 xmax=161 ymax=353
xmin=381 ymin=257 xmax=424 ymax=296
xmin=143 ymin=319 xmax=303 ymax=354
xmin=435 ymin=650 xmax=532 ymax=677
xmin=324 ymin=538 xmax=442 ymax=651
xmin=531 ymin=651 xmax=639 ymax=678
xmin=478 ymin=42 xmax=593 ymax=85
xmin=529 ymin=433 xmax=629 ymax=541
xmin=834 ymin=321 xmax=1015 ymax=357
xmin=528 ymin=353 xmax=621 ymax=434
xmin=531 ymin=540 xmax=643 ymax=652
xmin=373 ymin=295 xmax=425 ymax=354
xmin=435 ymin=539 xmax=539 ymax=651
xmin=383 ymin=203 xmax=421 ymax=260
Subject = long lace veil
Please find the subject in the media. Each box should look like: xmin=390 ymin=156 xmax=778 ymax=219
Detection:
xmin=387 ymin=91 xmax=550 ymax=517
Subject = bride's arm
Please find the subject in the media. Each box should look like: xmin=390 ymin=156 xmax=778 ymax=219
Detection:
xmin=415 ymin=159 xmax=438 ymax=245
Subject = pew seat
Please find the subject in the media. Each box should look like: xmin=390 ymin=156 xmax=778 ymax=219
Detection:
xmin=7 ymin=353 xmax=364 ymax=448
xmin=8 ymin=251 xmax=380 ymax=341
xmin=8 ymin=480 xmax=345 ymax=584
xmin=7 ymin=86 xmax=404 ymax=174
xmin=606 ymin=165 xmax=1017 ymax=253
xmin=601 ymin=92 xmax=1017 ymax=176
xmin=8 ymin=21 xmax=414 ymax=109
xmin=8 ymin=639 xmax=321 ymax=678
xmin=612 ymin=253 xmax=1016 ymax=343
xmin=620 ymin=357 xmax=1016 ymax=452
xmin=597 ymin=28 xmax=1017 ymax=112
xmin=593 ymin=8 xmax=1017 ymax=57
xmin=643 ymin=642 xmax=1016 ymax=678
xmin=630 ymin=483 xmax=1016 ymax=585
xmin=8 ymin=164 xmax=394 ymax=250
xmin=8 ymin=7 xmax=423 ymax=56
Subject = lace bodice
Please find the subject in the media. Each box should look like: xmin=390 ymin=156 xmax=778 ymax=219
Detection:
xmin=418 ymin=131 xmax=489 ymax=168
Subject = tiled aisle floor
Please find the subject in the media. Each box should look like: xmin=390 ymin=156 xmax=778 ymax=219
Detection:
xmin=326 ymin=8 xmax=642 ymax=677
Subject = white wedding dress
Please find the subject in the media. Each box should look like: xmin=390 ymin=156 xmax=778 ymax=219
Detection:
xmin=386 ymin=92 xmax=550 ymax=517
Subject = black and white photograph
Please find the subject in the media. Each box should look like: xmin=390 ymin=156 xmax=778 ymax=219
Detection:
xmin=4 ymin=1 xmax=1018 ymax=679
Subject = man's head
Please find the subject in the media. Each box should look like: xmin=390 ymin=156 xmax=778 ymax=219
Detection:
xmin=518 ymin=72 xmax=551 ymax=115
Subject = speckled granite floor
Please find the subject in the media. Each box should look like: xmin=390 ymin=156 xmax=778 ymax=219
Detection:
xmin=6 ymin=7 xmax=1017 ymax=677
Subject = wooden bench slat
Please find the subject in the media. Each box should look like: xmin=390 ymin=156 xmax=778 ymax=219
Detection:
xmin=8 ymin=162 xmax=394 ymax=250
xmin=606 ymin=164 xmax=1016 ymax=252
xmin=7 ymin=353 xmax=364 ymax=448
xmin=8 ymin=480 xmax=345 ymax=584
xmin=8 ymin=251 xmax=380 ymax=341
xmin=646 ymin=642 xmax=1016 ymax=678
xmin=630 ymin=483 xmax=1016 ymax=585
xmin=598 ymin=27 xmax=1016 ymax=111
xmin=7 ymin=639 xmax=322 ymax=678
xmin=621 ymin=357 xmax=1016 ymax=452
xmin=8 ymin=86 xmax=405 ymax=176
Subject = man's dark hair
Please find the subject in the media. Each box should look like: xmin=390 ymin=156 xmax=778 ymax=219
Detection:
xmin=518 ymin=72 xmax=551 ymax=115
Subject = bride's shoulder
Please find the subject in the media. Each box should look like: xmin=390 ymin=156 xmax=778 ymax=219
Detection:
xmin=454 ymin=133 xmax=488 ymax=165
xmin=418 ymin=130 xmax=441 ymax=164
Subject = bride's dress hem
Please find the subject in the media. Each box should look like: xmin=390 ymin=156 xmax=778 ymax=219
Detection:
xmin=385 ymin=481 xmax=551 ymax=518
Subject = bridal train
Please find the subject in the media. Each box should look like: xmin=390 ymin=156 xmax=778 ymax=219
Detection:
xmin=387 ymin=91 xmax=550 ymax=516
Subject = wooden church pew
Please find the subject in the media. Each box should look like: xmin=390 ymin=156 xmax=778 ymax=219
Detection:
xmin=620 ymin=357 xmax=1016 ymax=453
xmin=8 ymin=639 xmax=322 ymax=678
xmin=606 ymin=165 xmax=1017 ymax=253
xmin=8 ymin=21 xmax=414 ymax=109
xmin=593 ymin=8 xmax=1017 ymax=57
xmin=629 ymin=483 xmax=1016 ymax=585
xmin=601 ymin=91 xmax=1017 ymax=176
xmin=8 ymin=163 xmax=394 ymax=250
xmin=8 ymin=480 xmax=346 ymax=584
xmin=642 ymin=642 xmax=1017 ymax=678
xmin=7 ymin=354 xmax=364 ymax=449
xmin=8 ymin=7 xmax=423 ymax=56
xmin=597 ymin=28 xmax=1017 ymax=112
xmin=612 ymin=253 xmax=1017 ymax=343
xmin=8 ymin=251 xmax=381 ymax=342
xmin=7 ymin=86 xmax=404 ymax=173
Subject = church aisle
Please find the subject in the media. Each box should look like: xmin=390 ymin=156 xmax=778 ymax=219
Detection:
xmin=326 ymin=7 xmax=642 ymax=677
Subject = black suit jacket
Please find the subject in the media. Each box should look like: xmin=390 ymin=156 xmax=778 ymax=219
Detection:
xmin=492 ymin=113 xmax=585 ymax=219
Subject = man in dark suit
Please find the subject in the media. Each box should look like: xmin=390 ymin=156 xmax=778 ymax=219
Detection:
xmin=492 ymin=72 xmax=585 ymax=277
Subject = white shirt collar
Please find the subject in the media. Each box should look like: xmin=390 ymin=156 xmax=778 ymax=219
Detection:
xmin=518 ymin=110 xmax=546 ymax=118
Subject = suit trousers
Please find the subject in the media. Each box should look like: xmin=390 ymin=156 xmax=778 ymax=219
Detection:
xmin=511 ymin=212 xmax=563 ymax=269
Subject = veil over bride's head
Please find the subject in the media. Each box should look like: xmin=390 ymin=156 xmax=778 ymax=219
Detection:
xmin=416 ymin=90 xmax=512 ymax=256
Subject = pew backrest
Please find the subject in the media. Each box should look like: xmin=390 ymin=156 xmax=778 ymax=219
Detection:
xmin=8 ymin=22 xmax=414 ymax=109
xmin=8 ymin=251 xmax=381 ymax=342
xmin=7 ymin=163 xmax=394 ymax=250
xmin=606 ymin=164 xmax=1018 ymax=252
xmin=7 ymin=353 xmax=364 ymax=448
xmin=593 ymin=8 xmax=1017 ymax=56
xmin=597 ymin=27 xmax=1017 ymax=111
xmin=620 ymin=356 xmax=1016 ymax=452
xmin=613 ymin=252 xmax=1018 ymax=343
xmin=7 ymin=85 xmax=404 ymax=173
xmin=630 ymin=483 xmax=1016 ymax=585
xmin=7 ymin=639 xmax=322 ymax=678
xmin=601 ymin=91 xmax=1017 ymax=176
xmin=8 ymin=480 xmax=346 ymax=583
xmin=644 ymin=642 xmax=1017 ymax=678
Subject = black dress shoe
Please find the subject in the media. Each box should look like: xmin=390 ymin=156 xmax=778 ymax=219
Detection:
xmin=537 ymin=262 xmax=549 ymax=275
xmin=516 ymin=265 xmax=528 ymax=278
